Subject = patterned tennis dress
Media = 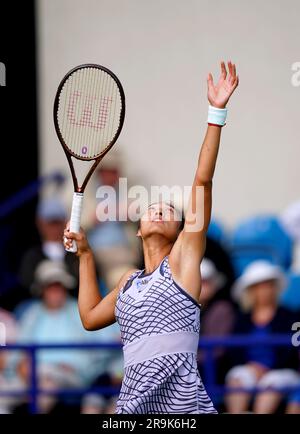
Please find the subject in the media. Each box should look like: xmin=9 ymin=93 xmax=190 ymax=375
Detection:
xmin=115 ymin=256 xmax=217 ymax=414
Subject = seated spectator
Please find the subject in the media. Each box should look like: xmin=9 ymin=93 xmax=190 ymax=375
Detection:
xmin=198 ymin=258 xmax=236 ymax=383
xmin=0 ymin=308 xmax=22 ymax=414
xmin=18 ymin=197 xmax=79 ymax=305
xmin=80 ymin=315 xmax=123 ymax=413
xmin=80 ymin=392 xmax=119 ymax=414
xmin=204 ymin=235 xmax=236 ymax=302
xmin=86 ymin=151 xmax=141 ymax=288
xmin=15 ymin=260 xmax=90 ymax=413
xmin=80 ymin=393 xmax=106 ymax=414
xmin=225 ymin=261 xmax=300 ymax=414
xmin=0 ymin=307 xmax=17 ymax=345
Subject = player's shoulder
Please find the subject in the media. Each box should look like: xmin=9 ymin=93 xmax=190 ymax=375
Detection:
xmin=116 ymin=268 xmax=140 ymax=291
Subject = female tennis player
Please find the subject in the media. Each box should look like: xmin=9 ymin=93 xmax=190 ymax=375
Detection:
xmin=64 ymin=61 xmax=239 ymax=414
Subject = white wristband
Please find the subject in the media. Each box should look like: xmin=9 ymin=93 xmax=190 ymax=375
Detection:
xmin=207 ymin=105 xmax=227 ymax=126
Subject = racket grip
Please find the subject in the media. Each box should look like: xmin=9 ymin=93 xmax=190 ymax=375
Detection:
xmin=66 ymin=192 xmax=84 ymax=253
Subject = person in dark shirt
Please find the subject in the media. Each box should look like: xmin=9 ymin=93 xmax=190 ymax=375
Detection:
xmin=198 ymin=258 xmax=236 ymax=384
xmin=225 ymin=261 xmax=300 ymax=413
xmin=18 ymin=198 xmax=79 ymax=306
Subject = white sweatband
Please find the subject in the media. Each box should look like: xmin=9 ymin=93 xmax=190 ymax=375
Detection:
xmin=207 ymin=105 xmax=228 ymax=126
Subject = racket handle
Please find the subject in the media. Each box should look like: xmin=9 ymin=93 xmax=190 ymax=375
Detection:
xmin=66 ymin=192 xmax=84 ymax=253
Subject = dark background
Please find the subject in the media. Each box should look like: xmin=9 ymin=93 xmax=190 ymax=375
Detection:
xmin=0 ymin=0 xmax=39 ymax=308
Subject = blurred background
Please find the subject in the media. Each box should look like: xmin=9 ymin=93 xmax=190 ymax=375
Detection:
xmin=0 ymin=0 xmax=300 ymax=414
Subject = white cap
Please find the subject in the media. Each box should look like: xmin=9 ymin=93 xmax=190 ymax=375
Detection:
xmin=37 ymin=198 xmax=67 ymax=221
xmin=200 ymin=258 xmax=225 ymax=290
xmin=31 ymin=260 xmax=76 ymax=294
xmin=232 ymin=260 xmax=286 ymax=302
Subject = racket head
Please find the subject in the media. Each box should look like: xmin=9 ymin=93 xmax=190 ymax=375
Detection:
xmin=53 ymin=64 xmax=125 ymax=162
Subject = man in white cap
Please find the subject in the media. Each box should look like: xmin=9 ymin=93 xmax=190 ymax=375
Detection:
xmin=225 ymin=260 xmax=300 ymax=413
xmin=19 ymin=197 xmax=78 ymax=303
xmin=15 ymin=260 xmax=89 ymax=413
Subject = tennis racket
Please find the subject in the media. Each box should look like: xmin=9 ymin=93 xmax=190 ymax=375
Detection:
xmin=54 ymin=64 xmax=125 ymax=253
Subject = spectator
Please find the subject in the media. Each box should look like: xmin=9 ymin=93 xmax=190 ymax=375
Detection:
xmin=86 ymin=151 xmax=141 ymax=289
xmin=0 ymin=308 xmax=23 ymax=413
xmin=80 ymin=319 xmax=123 ymax=413
xmin=18 ymin=197 xmax=79 ymax=305
xmin=204 ymin=235 xmax=236 ymax=302
xmin=198 ymin=258 xmax=236 ymax=383
xmin=15 ymin=260 xmax=90 ymax=413
xmin=0 ymin=307 xmax=18 ymax=345
xmin=80 ymin=393 xmax=106 ymax=414
xmin=225 ymin=261 xmax=300 ymax=414
xmin=80 ymin=392 xmax=119 ymax=414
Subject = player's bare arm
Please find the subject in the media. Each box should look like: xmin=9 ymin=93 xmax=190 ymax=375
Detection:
xmin=64 ymin=226 xmax=137 ymax=330
xmin=169 ymin=61 xmax=239 ymax=302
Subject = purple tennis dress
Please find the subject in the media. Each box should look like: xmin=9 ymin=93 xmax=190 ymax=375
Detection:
xmin=115 ymin=256 xmax=217 ymax=414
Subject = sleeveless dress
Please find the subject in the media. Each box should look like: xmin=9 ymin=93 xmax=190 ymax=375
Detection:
xmin=114 ymin=256 xmax=217 ymax=414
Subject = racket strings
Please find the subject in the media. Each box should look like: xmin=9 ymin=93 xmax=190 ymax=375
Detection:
xmin=57 ymin=66 xmax=123 ymax=160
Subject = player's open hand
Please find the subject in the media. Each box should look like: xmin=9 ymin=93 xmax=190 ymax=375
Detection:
xmin=63 ymin=223 xmax=91 ymax=257
xmin=207 ymin=61 xmax=239 ymax=109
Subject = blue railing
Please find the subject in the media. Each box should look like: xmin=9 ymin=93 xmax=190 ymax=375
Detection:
xmin=0 ymin=335 xmax=299 ymax=414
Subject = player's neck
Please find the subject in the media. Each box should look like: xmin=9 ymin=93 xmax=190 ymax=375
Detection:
xmin=142 ymin=239 xmax=172 ymax=274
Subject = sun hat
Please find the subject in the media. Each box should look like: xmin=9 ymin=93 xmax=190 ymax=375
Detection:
xmin=31 ymin=260 xmax=76 ymax=294
xmin=232 ymin=260 xmax=286 ymax=302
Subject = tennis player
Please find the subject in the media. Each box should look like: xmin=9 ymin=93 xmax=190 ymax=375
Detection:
xmin=64 ymin=61 xmax=239 ymax=414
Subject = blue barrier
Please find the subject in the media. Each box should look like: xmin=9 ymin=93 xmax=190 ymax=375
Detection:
xmin=0 ymin=335 xmax=299 ymax=414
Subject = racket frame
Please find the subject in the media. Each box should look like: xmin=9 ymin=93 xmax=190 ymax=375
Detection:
xmin=53 ymin=64 xmax=125 ymax=252
xmin=53 ymin=63 xmax=126 ymax=193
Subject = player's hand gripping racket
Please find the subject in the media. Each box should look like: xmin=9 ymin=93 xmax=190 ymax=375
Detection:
xmin=54 ymin=64 xmax=125 ymax=253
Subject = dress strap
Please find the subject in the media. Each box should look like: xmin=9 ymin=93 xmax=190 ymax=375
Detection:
xmin=122 ymin=269 xmax=141 ymax=294
xmin=159 ymin=256 xmax=172 ymax=280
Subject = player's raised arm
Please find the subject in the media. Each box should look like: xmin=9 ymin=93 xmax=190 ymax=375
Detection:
xmin=169 ymin=62 xmax=238 ymax=300
xmin=181 ymin=61 xmax=238 ymax=255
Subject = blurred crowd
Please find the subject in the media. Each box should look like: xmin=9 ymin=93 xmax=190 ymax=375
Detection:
xmin=0 ymin=152 xmax=300 ymax=414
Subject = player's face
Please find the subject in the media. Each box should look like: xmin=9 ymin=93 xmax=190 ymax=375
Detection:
xmin=42 ymin=283 xmax=67 ymax=309
xmin=38 ymin=218 xmax=66 ymax=242
xmin=248 ymin=279 xmax=278 ymax=307
xmin=138 ymin=202 xmax=182 ymax=242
